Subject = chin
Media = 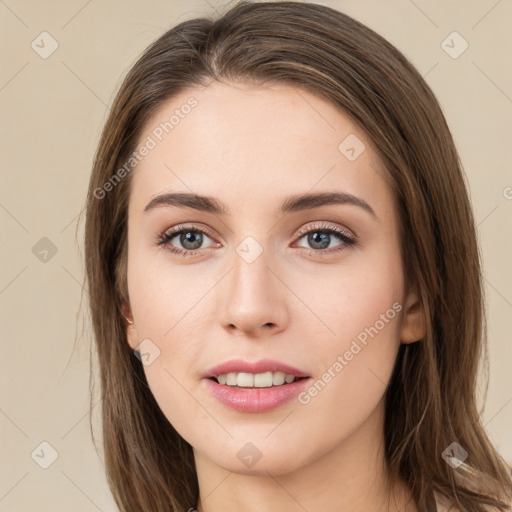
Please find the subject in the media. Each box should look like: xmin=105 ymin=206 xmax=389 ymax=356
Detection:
xmin=196 ymin=435 xmax=317 ymax=476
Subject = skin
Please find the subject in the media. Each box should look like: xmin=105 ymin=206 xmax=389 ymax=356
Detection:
xmin=122 ymin=80 xmax=426 ymax=512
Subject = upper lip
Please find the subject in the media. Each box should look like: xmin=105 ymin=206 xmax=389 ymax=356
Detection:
xmin=203 ymin=358 xmax=310 ymax=378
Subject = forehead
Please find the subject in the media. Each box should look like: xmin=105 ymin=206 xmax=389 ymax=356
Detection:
xmin=129 ymin=80 xmax=391 ymax=217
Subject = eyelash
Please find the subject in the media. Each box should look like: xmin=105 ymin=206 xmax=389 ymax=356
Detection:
xmin=155 ymin=222 xmax=356 ymax=258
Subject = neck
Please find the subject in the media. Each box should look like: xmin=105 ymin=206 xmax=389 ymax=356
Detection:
xmin=194 ymin=401 xmax=418 ymax=512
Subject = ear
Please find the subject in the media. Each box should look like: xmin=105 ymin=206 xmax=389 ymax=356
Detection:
xmin=121 ymin=300 xmax=139 ymax=350
xmin=400 ymin=287 xmax=427 ymax=344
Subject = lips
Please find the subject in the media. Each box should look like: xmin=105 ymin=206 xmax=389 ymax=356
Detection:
xmin=202 ymin=358 xmax=311 ymax=413
xmin=203 ymin=358 xmax=310 ymax=379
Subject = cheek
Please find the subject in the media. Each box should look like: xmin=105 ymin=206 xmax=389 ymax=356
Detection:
xmin=126 ymin=250 xmax=218 ymax=435
xmin=291 ymin=252 xmax=404 ymax=423
xmin=128 ymin=274 xmax=209 ymax=443
xmin=127 ymin=245 xmax=207 ymax=340
xmin=293 ymin=251 xmax=404 ymax=354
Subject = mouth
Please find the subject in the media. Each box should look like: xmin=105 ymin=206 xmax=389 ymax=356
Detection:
xmin=202 ymin=359 xmax=311 ymax=413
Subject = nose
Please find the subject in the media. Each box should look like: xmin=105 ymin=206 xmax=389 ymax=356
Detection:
xmin=218 ymin=247 xmax=289 ymax=338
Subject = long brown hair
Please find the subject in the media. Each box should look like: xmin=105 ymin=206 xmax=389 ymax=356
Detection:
xmin=83 ymin=1 xmax=512 ymax=510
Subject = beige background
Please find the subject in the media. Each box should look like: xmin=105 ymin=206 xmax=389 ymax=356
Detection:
xmin=0 ymin=0 xmax=511 ymax=510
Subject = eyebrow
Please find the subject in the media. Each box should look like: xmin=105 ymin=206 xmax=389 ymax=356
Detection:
xmin=144 ymin=191 xmax=377 ymax=219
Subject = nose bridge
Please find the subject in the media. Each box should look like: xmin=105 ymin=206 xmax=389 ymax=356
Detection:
xmin=231 ymin=236 xmax=275 ymax=305
xmin=219 ymin=235 xmax=286 ymax=334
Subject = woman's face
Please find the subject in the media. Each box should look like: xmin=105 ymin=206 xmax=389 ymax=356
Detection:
xmin=123 ymin=80 xmax=424 ymax=475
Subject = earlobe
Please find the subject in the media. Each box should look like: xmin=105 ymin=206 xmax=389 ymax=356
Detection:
xmin=400 ymin=289 xmax=427 ymax=344
xmin=121 ymin=300 xmax=134 ymax=324
xmin=121 ymin=300 xmax=138 ymax=350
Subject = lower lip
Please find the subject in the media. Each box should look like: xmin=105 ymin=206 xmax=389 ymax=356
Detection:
xmin=204 ymin=377 xmax=311 ymax=413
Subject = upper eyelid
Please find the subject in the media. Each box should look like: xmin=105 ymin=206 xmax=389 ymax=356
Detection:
xmin=295 ymin=222 xmax=354 ymax=238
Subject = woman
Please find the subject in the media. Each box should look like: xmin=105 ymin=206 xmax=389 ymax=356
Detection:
xmin=84 ymin=1 xmax=512 ymax=511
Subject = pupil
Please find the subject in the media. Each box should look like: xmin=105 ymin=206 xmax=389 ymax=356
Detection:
xmin=181 ymin=231 xmax=202 ymax=250
xmin=309 ymin=231 xmax=329 ymax=249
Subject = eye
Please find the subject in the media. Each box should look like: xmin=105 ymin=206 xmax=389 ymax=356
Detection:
xmin=156 ymin=224 xmax=217 ymax=256
xmin=293 ymin=221 xmax=356 ymax=256
xmin=156 ymin=221 xmax=356 ymax=258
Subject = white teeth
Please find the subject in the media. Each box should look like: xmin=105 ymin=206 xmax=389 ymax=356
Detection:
xmin=226 ymin=372 xmax=237 ymax=386
xmin=214 ymin=371 xmax=299 ymax=388
xmin=254 ymin=371 xmax=273 ymax=387
xmin=237 ymin=372 xmax=254 ymax=387
xmin=272 ymin=371 xmax=285 ymax=385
